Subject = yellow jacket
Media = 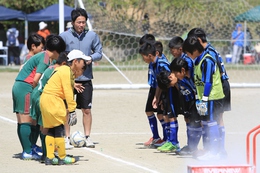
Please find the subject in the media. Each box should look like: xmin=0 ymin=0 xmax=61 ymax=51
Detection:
xmin=40 ymin=65 xmax=76 ymax=128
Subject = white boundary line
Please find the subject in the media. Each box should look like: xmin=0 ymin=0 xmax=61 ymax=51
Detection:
xmin=0 ymin=115 xmax=159 ymax=173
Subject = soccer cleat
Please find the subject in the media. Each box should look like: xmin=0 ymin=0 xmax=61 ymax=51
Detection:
xmin=176 ymin=145 xmax=194 ymax=156
xmin=21 ymin=151 xmax=41 ymax=160
xmin=157 ymin=141 xmax=180 ymax=152
xmin=143 ymin=137 xmax=162 ymax=146
xmin=21 ymin=151 xmax=33 ymax=160
xmin=59 ymin=156 xmax=78 ymax=165
xmin=153 ymin=139 xmax=166 ymax=147
xmin=196 ymin=151 xmax=220 ymax=161
xmin=32 ymin=144 xmax=43 ymax=156
xmin=65 ymin=137 xmax=74 ymax=150
xmin=143 ymin=137 xmax=154 ymax=146
xmin=45 ymin=157 xmax=59 ymax=165
xmin=85 ymin=137 xmax=95 ymax=148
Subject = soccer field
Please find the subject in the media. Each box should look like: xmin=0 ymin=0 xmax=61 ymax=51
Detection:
xmin=0 ymin=72 xmax=259 ymax=173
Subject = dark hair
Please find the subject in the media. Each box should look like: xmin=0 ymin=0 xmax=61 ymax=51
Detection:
xmin=168 ymin=36 xmax=183 ymax=49
xmin=170 ymin=57 xmax=188 ymax=73
xmin=27 ymin=33 xmax=45 ymax=50
xmin=139 ymin=42 xmax=156 ymax=56
xmin=139 ymin=34 xmax=155 ymax=46
xmin=0 ymin=23 xmax=4 ymax=30
xmin=56 ymin=51 xmax=68 ymax=65
xmin=71 ymin=8 xmax=88 ymax=22
xmin=157 ymin=70 xmax=171 ymax=91
xmin=154 ymin=41 xmax=163 ymax=56
xmin=45 ymin=35 xmax=66 ymax=54
xmin=187 ymin=28 xmax=207 ymax=43
xmin=183 ymin=36 xmax=204 ymax=55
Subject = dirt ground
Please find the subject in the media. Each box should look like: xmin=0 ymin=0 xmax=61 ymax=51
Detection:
xmin=0 ymin=72 xmax=259 ymax=173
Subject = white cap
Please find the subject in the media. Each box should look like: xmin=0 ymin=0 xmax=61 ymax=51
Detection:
xmin=67 ymin=49 xmax=91 ymax=61
xmin=39 ymin=21 xmax=47 ymax=30
xmin=66 ymin=22 xmax=73 ymax=29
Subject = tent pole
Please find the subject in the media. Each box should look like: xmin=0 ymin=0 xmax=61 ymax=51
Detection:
xmin=244 ymin=21 xmax=246 ymax=54
xmin=25 ymin=19 xmax=28 ymax=40
xmin=59 ymin=0 xmax=65 ymax=34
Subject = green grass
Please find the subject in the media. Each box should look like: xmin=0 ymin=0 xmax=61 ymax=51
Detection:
xmin=0 ymin=67 xmax=19 ymax=72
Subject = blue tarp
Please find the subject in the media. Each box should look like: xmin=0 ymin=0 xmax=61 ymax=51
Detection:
xmin=0 ymin=6 xmax=26 ymax=20
xmin=27 ymin=4 xmax=74 ymax=21
xmin=234 ymin=5 xmax=260 ymax=22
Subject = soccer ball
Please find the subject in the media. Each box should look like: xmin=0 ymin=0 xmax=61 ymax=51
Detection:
xmin=70 ymin=131 xmax=86 ymax=147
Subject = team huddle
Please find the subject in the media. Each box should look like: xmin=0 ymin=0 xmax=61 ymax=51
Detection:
xmin=139 ymin=28 xmax=231 ymax=161
xmin=12 ymin=8 xmax=102 ymax=165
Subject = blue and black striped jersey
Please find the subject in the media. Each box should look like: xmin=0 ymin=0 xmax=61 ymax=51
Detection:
xmin=180 ymin=53 xmax=194 ymax=78
xmin=194 ymin=51 xmax=217 ymax=98
xmin=205 ymin=43 xmax=229 ymax=80
xmin=148 ymin=54 xmax=170 ymax=88
xmin=178 ymin=77 xmax=196 ymax=102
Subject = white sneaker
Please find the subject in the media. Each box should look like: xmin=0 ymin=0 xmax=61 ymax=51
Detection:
xmin=85 ymin=137 xmax=95 ymax=148
xmin=65 ymin=137 xmax=74 ymax=150
xmin=196 ymin=151 xmax=220 ymax=161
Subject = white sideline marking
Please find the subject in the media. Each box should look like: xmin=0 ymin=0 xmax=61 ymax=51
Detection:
xmin=0 ymin=115 xmax=17 ymax=124
xmin=85 ymin=148 xmax=159 ymax=173
xmin=0 ymin=115 xmax=159 ymax=173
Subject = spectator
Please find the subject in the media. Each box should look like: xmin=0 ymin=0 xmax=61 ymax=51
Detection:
xmin=66 ymin=22 xmax=72 ymax=31
xmin=0 ymin=23 xmax=7 ymax=46
xmin=231 ymin=23 xmax=244 ymax=64
xmin=37 ymin=22 xmax=51 ymax=39
xmin=60 ymin=8 xmax=102 ymax=149
xmin=6 ymin=24 xmax=20 ymax=65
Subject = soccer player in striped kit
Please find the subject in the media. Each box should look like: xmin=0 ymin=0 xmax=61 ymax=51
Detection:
xmin=187 ymin=28 xmax=231 ymax=158
xmin=183 ymin=35 xmax=224 ymax=161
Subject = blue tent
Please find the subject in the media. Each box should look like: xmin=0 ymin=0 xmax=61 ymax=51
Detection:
xmin=0 ymin=6 xmax=26 ymax=20
xmin=27 ymin=4 xmax=74 ymax=21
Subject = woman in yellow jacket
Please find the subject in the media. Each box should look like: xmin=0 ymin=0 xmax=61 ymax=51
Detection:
xmin=40 ymin=49 xmax=91 ymax=165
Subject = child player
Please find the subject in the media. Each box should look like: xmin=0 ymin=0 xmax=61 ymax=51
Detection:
xmin=19 ymin=34 xmax=45 ymax=156
xmin=158 ymin=36 xmax=202 ymax=155
xmin=23 ymin=34 xmax=45 ymax=63
xmin=12 ymin=35 xmax=66 ymax=160
xmin=187 ymin=28 xmax=230 ymax=157
xmin=157 ymin=58 xmax=202 ymax=155
xmin=183 ymin=36 xmax=224 ymax=161
xmin=40 ymin=50 xmax=91 ymax=165
xmin=30 ymin=52 xmax=68 ymax=162
xmin=139 ymin=34 xmax=167 ymax=147
xmin=139 ymin=41 xmax=180 ymax=152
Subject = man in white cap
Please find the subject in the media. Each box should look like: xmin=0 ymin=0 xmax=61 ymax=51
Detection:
xmin=37 ymin=21 xmax=50 ymax=39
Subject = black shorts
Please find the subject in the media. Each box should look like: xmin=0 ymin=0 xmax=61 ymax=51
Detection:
xmin=184 ymin=101 xmax=201 ymax=128
xmin=222 ymin=79 xmax=231 ymax=111
xmin=47 ymin=124 xmax=65 ymax=137
xmin=201 ymin=99 xmax=224 ymax=122
xmin=145 ymin=87 xmax=163 ymax=114
xmin=164 ymin=87 xmax=182 ymax=118
xmin=74 ymin=80 xmax=93 ymax=109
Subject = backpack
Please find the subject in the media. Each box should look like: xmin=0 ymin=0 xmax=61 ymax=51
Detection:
xmin=8 ymin=29 xmax=16 ymax=46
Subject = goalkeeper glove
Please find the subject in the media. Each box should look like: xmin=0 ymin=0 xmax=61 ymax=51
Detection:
xmin=196 ymin=100 xmax=208 ymax=116
xmin=68 ymin=111 xmax=77 ymax=126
